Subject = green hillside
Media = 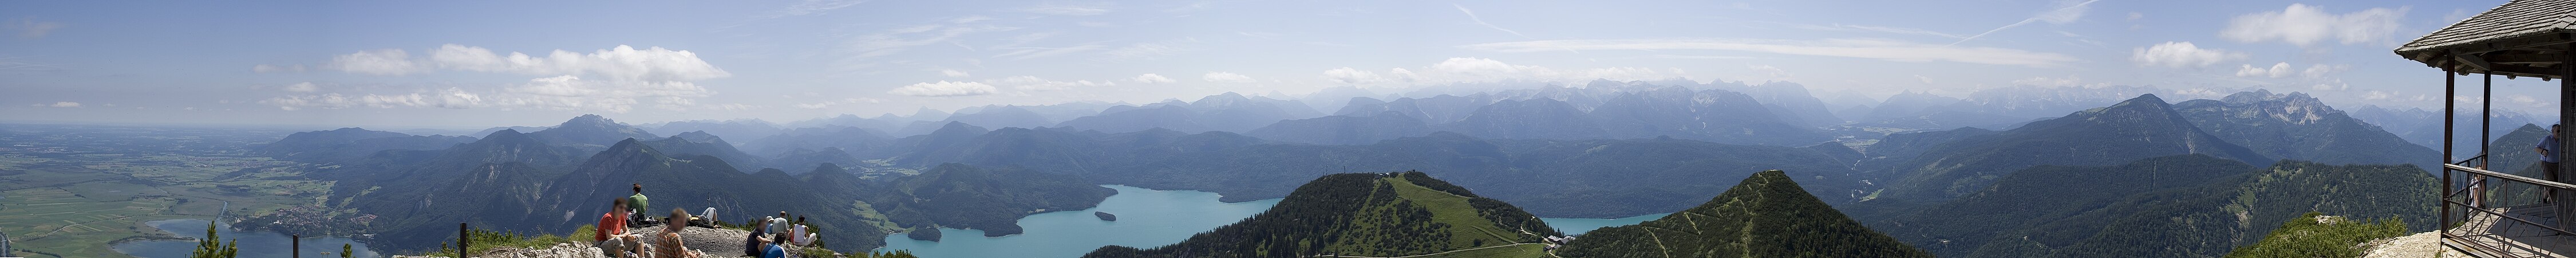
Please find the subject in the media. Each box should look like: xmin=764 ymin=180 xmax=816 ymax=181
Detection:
xmin=1869 ymin=154 xmax=2258 ymax=256
xmin=1081 ymin=171 xmax=1561 ymax=258
xmin=1957 ymin=160 xmax=2435 ymax=257
xmin=1556 ymin=170 xmax=1933 ymax=258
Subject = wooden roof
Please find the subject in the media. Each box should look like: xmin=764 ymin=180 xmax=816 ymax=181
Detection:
xmin=2393 ymin=0 xmax=2576 ymax=79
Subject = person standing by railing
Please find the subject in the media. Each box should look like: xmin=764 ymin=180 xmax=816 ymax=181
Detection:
xmin=2540 ymin=124 xmax=2563 ymax=203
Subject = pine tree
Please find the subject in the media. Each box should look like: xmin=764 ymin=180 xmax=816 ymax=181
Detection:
xmin=189 ymin=221 xmax=237 ymax=258
xmin=341 ymin=243 xmax=353 ymax=258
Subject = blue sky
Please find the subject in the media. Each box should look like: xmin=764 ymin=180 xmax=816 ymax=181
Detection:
xmin=0 ymin=0 xmax=2552 ymax=128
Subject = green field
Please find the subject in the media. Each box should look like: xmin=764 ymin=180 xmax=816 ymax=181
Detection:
xmin=0 ymin=153 xmax=329 ymax=257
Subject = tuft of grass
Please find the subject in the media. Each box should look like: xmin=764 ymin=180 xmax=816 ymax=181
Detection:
xmin=2224 ymin=212 xmax=2408 ymax=258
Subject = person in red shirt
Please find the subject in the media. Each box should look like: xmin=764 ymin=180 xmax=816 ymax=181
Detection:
xmin=596 ymin=198 xmax=640 ymax=257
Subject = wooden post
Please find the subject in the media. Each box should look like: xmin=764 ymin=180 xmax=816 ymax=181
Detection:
xmin=2560 ymin=41 xmax=2576 ymax=231
xmin=292 ymin=233 xmax=300 ymax=258
xmin=459 ymin=222 xmax=468 ymax=257
xmin=2443 ymin=69 xmax=2455 ymax=233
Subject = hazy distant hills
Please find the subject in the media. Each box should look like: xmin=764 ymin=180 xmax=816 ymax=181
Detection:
xmin=638 ymin=133 xmax=769 ymax=173
xmin=644 ymin=119 xmax=783 ymax=144
xmin=1082 ymin=171 xmax=1563 ymax=258
xmin=251 ymin=127 xmax=476 ymax=163
xmin=1257 ymin=84 xmax=1831 ymax=146
xmin=523 ymin=114 xmax=659 ymax=149
xmin=1559 ymin=170 xmax=1933 ymax=258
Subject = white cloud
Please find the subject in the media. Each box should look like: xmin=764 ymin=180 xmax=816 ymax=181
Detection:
xmin=1749 ymin=65 xmax=1792 ymax=81
xmin=261 ymin=88 xmax=484 ymax=111
xmin=297 ymin=45 xmax=733 ymax=112
xmin=1202 ymin=72 xmax=1255 ymax=83
xmin=1323 ymin=68 xmax=1384 ymax=84
xmin=1019 ymin=4 xmax=1111 ymax=15
xmin=2219 ymin=4 xmax=2406 ymax=46
xmin=987 ymin=76 xmax=1113 ymax=91
xmin=942 ymin=69 xmax=971 ymax=78
xmin=2300 ymin=64 xmax=2344 ymax=77
xmin=421 ymin=44 xmax=730 ymax=81
xmin=1130 ymin=73 xmax=1174 ymax=83
xmin=9 ymin=17 xmax=64 ymax=39
xmin=2236 ymin=62 xmax=2294 ymax=77
xmin=325 ymin=49 xmax=423 ymax=75
xmin=252 ymin=64 xmax=305 ymax=73
xmin=1914 ymin=75 xmax=1935 ymax=84
xmin=259 ymin=75 xmax=713 ymax=112
xmin=42 ymin=101 xmax=78 ymax=108
xmin=2236 ymin=62 xmax=2345 ymax=79
xmin=2131 ymin=41 xmax=2244 ymax=68
xmin=324 ymin=44 xmax=731 ymax=81
xmin=282 ymin=82 xmax=320 ymax=92
xmin=1459 ymin=38 xmax=2078 ymax=67
xmin=888 ymin=81 xmax=997 ymax=97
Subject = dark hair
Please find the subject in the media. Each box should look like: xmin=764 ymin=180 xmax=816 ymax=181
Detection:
xmin=613 ymin=198 xmax=629 ymax=209
xmin=633 ymin=183 xmax=643 ymax=193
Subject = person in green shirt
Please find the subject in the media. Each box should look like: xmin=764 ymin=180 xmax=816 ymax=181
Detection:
xmin=629 ymin=183 xmax=651 ymax=226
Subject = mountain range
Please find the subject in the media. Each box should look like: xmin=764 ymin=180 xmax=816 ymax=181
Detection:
xmin=252 ymin=83 xmax=2460 ymax=256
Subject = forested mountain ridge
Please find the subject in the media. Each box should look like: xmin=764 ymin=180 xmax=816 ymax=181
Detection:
xmin=1876 ymin=94 xmax=2273 ymax=202
xmin=2171 ymin=89 xmax=2440 ymax=169
xmin=1910 ymin=159 xmax=2436 ymax=257
xmin=1081 ymin=171 xmax=1562 ymax=258
xmin=1556 ymin=170 xmax=1933 ymax=258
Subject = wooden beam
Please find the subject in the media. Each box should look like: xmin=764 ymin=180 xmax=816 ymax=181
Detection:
xmin=2455 ymin=52 xmax=2495 ymax=71
xmin=2485 ymin=53 xmax=2565 ymax=64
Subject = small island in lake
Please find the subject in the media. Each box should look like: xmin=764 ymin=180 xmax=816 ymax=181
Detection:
xmin=907 ymin=226 xmax=942 ymax=242
xmin=1095 ymin=212 xmax=1118 ymax=221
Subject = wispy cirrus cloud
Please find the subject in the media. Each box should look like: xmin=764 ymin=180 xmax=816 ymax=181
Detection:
xmin=1452 ymin=4 xmax=1530 ymax=39
xmin=1459 ymin=38 xmax=2078 ymax=67
xmin=762 ymin=0 xmax=868 ymax=18
xmin=7 ymin=17 xmax=65 ymax=39
xmin=1950 ymin=0 xmax=2099 ymax=46
xmin=1019 ymin=3 xmax=1112 ymax=15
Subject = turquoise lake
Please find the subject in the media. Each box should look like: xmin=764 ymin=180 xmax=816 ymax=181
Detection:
xmin=112 ymin=218 xmax=382 ymax=258
xmin=878 ymin=185 xmax=1662 ymax=258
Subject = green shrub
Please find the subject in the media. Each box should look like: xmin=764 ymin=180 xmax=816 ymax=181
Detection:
xmin=2224 ymin=212 xmax=2409 ymax=257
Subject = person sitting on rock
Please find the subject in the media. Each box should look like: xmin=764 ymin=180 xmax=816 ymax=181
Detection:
xmin=743 ymin=217 xmax=771 ymax=257
xmin=653 ymin=208 xmax=702 ymax=258
xmin=792 ymin=216 xmax=815 ymax=246
xmin=594 ymin=198 xmax=642 ymax=257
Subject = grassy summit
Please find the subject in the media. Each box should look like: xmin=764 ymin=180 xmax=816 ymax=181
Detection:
xmin=1557 ymin=170 xmax=1934 ymax=258
xmin=1081 ymin=171 xmax=1562 ymax=258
